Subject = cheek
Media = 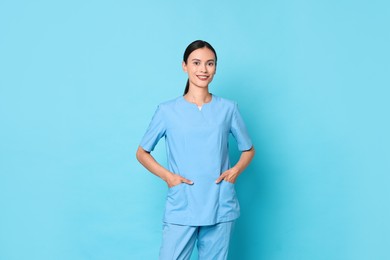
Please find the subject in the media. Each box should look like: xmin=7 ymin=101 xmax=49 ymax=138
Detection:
xmin=208 ymin=73 xmax=215 ymax=81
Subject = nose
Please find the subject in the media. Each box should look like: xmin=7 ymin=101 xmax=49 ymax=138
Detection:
xmin=200 ymin=63 xmax=208 ymax=72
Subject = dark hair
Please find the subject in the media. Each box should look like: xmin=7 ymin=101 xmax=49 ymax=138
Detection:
xmin=183 ymin=40 xmax=217 ymax=95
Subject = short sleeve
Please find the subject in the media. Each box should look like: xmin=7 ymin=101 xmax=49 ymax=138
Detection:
xmin=230 ymin=103 xmax=253 ymax=151
xmin=139 ymin=105 xmax=166 ymax=152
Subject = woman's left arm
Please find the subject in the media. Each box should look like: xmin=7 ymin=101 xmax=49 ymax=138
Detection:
xmin=216 ymin=146 xmax=255 ymax=184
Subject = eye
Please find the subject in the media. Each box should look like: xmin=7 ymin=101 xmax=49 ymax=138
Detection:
xmin=207 ymin=62 xmax=215 ymax=66
xmin=193 ymin=61 xmax=200 ymax=65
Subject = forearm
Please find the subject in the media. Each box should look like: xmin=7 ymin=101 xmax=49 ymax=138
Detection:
xmin=216 ymin=146 xmax=255 ymax=183
xmin=230 ymin=146 xmax=255 ymax=176
xmin=136 ymin=146 xmax=173 ymax=182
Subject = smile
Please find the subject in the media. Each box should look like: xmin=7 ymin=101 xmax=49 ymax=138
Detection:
xmin=196 ymin=75 xmax=209 ymax=80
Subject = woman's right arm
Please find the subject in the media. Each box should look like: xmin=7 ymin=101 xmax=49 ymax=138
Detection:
xmin=136 ymin=146 xmax=193 ymax=187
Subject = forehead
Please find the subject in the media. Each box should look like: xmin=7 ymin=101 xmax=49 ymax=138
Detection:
xmin=188 ymin=47 xmax=216 ymax=60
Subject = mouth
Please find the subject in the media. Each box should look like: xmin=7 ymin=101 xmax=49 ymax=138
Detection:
xmin=196 ymin=75 xmax=209 ymax=80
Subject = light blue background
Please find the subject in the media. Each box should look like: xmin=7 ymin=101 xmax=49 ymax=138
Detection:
xmin=1 ymin=0 xmax=389 ymax=259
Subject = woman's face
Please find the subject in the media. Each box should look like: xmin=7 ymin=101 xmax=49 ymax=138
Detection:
xmin=182 ymin=47 xmax=216 ymax=90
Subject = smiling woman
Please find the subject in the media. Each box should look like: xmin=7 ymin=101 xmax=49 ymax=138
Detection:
xmin=136 ymin=40 xmax=255 ymax=260
xmin=183 ymin=48 xmax=216 ymax=92
xmin=182 ymin=40 xmax=217 ymax=96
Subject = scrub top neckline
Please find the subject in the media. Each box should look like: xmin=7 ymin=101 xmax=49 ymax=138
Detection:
xmin=181 ymin=93 xmax=215 ymax=109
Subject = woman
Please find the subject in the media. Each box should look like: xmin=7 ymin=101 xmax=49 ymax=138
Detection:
xmin=136 ymin=40 xmax=255 ymax=260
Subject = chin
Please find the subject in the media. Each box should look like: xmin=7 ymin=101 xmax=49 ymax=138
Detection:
xmin=191 ymin=81 xmax=211 ymax=89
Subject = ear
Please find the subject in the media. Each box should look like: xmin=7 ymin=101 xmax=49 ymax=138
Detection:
xmin=182 ymin=61 xmax=188 ymax=72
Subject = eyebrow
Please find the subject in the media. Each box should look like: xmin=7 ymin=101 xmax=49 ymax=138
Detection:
xmin=191 ymin=58 xmax=215 ymax=62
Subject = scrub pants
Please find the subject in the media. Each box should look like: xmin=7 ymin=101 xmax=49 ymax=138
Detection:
xmin=159 ymin=221 xmax=234 ymax=260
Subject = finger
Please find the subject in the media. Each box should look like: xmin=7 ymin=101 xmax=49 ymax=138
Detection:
xmin=215 ymin=175 xmax=226 ymax=184
xmin=181 ymin=177 xmax=194 ymax=185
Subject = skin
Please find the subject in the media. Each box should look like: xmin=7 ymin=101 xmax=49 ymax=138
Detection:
xmin=136 ymin=47 xmax=255 ymax=188
xmin=182 ymin=47 xmax=216 ymax=106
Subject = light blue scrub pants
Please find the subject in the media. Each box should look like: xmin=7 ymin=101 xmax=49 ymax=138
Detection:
xmin=159 ymin=221 xmax=235 ymax=260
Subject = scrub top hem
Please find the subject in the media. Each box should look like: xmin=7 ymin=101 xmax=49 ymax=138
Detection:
xmin=162 ymin=214 xmax=240 ymax=227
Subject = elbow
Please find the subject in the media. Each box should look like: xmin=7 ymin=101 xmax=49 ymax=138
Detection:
xmin=136 ymin=146 xmax=144 ymax=162
xmin=248 ymin=145 xmax=255 ymax=158
xmin=136 ymin=146 xmax=149 ymax=163
xmin=241 ymin=146 xmax=255 ymax=159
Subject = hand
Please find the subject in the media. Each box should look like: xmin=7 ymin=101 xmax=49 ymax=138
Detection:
xmin=215 ymin=169 xmax=239 ymax=184
xmin=166 ymin=173 xmax=193 ymax=188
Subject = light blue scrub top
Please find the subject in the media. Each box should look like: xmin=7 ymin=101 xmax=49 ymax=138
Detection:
xmin=140 ymin=94 xmax=252 ymax=226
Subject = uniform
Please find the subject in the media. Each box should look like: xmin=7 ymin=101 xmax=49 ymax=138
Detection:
xmin=140 ymin=94 xmax=252 ymax=259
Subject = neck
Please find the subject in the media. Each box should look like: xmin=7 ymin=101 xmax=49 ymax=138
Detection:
xmin=185 ymin=88 xmax=211 ymax=106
